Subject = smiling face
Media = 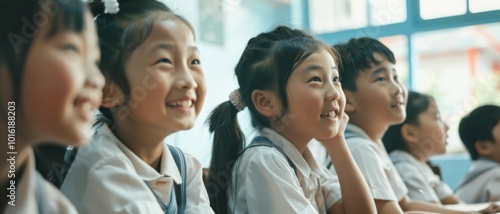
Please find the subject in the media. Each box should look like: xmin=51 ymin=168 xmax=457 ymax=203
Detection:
xmin=346 ymin=52 xmax=406 ymax=129
xmin=20 ymin=10 xmax=104 ymax=145
xmin=276 ymin=47 xmax=345 ymax=143
xmin=111 ymin=18 xmax=206 ymax=137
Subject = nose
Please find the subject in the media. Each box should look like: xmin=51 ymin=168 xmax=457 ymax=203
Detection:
xmin=175 ymin=65 xmax=197 ymax=90
xmin=326 ymin=82 xmax=341 ymax=101
xmin=392 ymin=80 xmax=404 ymax=97
xmin=85 ymin=64 xmax=105 ymax=90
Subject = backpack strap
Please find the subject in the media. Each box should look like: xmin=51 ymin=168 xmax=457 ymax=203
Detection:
xmin=237 ymin=136 xmax=296 ymax=173
xmin=167 ymin=144 xmax=187 ymax=214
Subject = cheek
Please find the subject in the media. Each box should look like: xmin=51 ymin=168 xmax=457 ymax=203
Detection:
xmin=23 ymin=52 xmax=82 ymax=127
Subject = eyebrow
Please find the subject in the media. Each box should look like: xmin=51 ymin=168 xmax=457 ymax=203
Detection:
xmin=370 ymin=67 xmax=396 ymax=77
xmin=303 ymin=65 xmax=338 ymax=73
xmin=148 ymin=43 xmax=200 ymax=54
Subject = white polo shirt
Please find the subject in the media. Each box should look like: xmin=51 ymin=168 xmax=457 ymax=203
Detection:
xmin=390 ymin=150 xmax=453 ymax=203
xmin=456 ymin=159 xmax=500 ymax=203
xmin=61 ymin=124 xmax=213 ymax=214
xmin=329 ymin=124 xmax=408 ymax=201
xmin=228 ymin=128 xmax=342 ymax=214
xmin=4 ymin=149 xmax=78 ymax=214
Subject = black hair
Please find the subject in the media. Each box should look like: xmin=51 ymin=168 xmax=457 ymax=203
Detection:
xmin=89 ymin=0 xmax=194 ymax=127
xmin=334 ymin=37 xmax=395 ymax=91
xmin=206 ymin=26 xmax=337 ymax=214
xmin=459 ymin=105 xmax=500 ymax=160
xmin=0 ymin=0 xmax=86 ymax=107
xmin=383 ymin=91 xmax=434 ymax=154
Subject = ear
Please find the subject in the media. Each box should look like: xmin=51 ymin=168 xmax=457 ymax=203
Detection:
xmin=475 ymin=140 xmax=493 ymax=156
xmin=251 ymin=89 xmax=280 ymax=118
xmin=344 ymin=90 xmax=356 ymax=113
xmin=101 ymin=81 xmax=123 ymax=109
xmin=401 ymin=124 xmax=419 ymax=144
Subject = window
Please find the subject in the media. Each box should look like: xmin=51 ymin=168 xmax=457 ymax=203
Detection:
xmin=420 ymin=0 xmax=467 ymax=20
xmin=469 ymin=0 xmax=500 ymax=13
xmin=309 ymin=0 xmax=367 ymax=33
xmin=412 ymin=23 xmax=500 ymax=152
xmin=369 ymin=0 xmax=406 ymax=26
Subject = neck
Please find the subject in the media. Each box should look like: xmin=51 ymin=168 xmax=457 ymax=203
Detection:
xmin=409 ymin=147 xmax=430 ymax=163
xmin=350 ymin=120 xmax=388 ymax=143
xmin=272 ymin=124 xmax=310 ymax=154
xmin=113 ymin=122 xmax=167 ymax=171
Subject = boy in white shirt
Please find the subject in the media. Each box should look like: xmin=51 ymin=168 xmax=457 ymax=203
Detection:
xmin=456 ymin=105 xmax=500 ymax=203
xmin=327 ymin=37 xmax=495 ymax=213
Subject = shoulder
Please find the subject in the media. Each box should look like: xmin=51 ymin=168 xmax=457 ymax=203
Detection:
xmin=346 ymin=136 xmax=377 ymax=151
xmin=236 ymin=146 xmax=294 ymax=175
xmin=38 ymin=173 xmax=79 ymax=214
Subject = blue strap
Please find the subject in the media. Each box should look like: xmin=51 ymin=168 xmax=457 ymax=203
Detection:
xmin=144 ymin=181 xmax=178 ymax=214
xmin=167 ymin=145 xmax=187 ymax=214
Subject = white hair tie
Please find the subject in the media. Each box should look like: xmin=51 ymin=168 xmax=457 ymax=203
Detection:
xmin=103 ymin=0 xmax=119 ymax=14
xmin=229 ymin=89 xmax=245 ymax=111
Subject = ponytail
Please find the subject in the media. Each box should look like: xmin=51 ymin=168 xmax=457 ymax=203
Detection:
xmin=206 ymin=26 xmax=333 ymax=214
xmin=206 ymin=101 xmax=244 ymax=214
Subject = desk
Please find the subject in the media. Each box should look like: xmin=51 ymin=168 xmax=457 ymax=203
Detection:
xmin=444 ymin=202 xmax=500 ymax=213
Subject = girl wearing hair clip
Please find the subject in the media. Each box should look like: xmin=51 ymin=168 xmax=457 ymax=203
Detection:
xmin=0 ymin=0 xmax=103 ymax=213
xmin=206 ymin=26 xmax=376 ymax=214
xmin=60 ymin=0 xmax=213 ymax=213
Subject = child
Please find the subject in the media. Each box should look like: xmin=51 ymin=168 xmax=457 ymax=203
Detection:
xmin=383 ymin=91 xmax=461 ymax=205
xmin=60 ymin=0 xmax=213 ymax=213
xmin=0 ymin=0 xmax=104 ymax=213
xmin=456 ymin=105 xmax=500 ymax=203
xmin=206 ymin=26 xmax=376 ymax=214
xmin=329 ymin=37 xmax=494 ymax=213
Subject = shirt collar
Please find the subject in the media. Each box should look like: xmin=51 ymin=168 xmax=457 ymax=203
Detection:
xmin=98 ymin=124 xmax=182 ymax=184
xmin=345 ymin=123 xmax=370 ymax=139
xmin=260 ymin=128 xmax=312 ymax=177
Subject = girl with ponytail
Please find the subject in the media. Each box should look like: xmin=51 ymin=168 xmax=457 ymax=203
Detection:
xmin=206 ymin=26 xmax=375 ymax=214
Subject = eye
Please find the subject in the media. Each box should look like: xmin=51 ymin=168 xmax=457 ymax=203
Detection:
xmin=191 ymin=59 xmax=201 ymax=65
xmin=333 ymin=76 xmax=340 ymax=82
xmin=156 ymin=58 xmax=171 ymax=64
xmin=309 ymin=77 xmax=321 ymax=82
xmin=393 ymin=74 xmax=399 ymax=81
xmin=375 ymin=77 xmax=386 ymax=82
xmin=62 ymin=44 xmax=79 ymax=53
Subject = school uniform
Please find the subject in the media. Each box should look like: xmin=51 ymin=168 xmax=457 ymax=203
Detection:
xmin=328 ymin=124 xmax=408 ymax=201
xmin=61 ymin=124 xmax=213 ymax=214
xmin=228 ymin=128 xmax=342 ymax=214
xmin=389 ymin=150 xmax=453 ymax=203
xmin=4 ymin=149 xmax=78 ymax=214
xmin=455 ymin=158 xmax=500 ymax=203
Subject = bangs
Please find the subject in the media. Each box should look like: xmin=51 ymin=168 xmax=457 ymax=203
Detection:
xmin=47 ymin=0 xmax=86 ymax=38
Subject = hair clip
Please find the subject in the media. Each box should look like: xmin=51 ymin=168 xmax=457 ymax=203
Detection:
xmin=103 ymin=0 xmax=119 ymax=14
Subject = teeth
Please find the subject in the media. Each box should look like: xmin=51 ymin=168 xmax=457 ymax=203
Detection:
xmin=321 ymin=111 xmax=334 ymax=117
xmin=82 ymin=102 xmax=92 ymax=112
xmin=167 ymin=100 xmax=192 ymax=108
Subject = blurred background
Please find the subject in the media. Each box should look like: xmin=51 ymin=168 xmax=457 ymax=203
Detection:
xmin=161 ymin=0 xmax=500 ymax=190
